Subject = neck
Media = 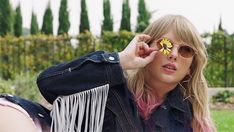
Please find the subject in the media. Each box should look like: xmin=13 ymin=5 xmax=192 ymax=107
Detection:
xmin=145 ymin=77 xmax=177 ymax=100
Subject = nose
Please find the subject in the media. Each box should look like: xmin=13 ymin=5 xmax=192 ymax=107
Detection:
xmin=167 ymin=47 xmax=178 ymax=61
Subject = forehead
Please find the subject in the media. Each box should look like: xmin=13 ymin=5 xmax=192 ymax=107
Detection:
xmin=160 ymin=31 xmax=187 ymax=45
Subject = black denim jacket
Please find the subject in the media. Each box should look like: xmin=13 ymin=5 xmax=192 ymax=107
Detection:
xmin=37 ymin=51 xmax=193 ymax=132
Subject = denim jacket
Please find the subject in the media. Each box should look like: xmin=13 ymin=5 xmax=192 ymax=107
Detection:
xmin=37 ymin=51 xmax=193 ymax=132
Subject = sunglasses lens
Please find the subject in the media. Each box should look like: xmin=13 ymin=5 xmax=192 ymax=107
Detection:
xmin=156 ymin=38 xmax=195 ymax=58
xmin=179 ymin=46 xmax=195 ymax=58
xmin=156 ymin=38 xmax=173 ymax=50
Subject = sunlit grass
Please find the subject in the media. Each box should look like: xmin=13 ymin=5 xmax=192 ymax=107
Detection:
xmin=211 ymin=110 xmax=234 ymax=132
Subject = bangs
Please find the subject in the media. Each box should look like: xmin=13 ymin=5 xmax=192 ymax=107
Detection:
xmin=171 ymin=17 xmax=198 ymax=47
xmin=143 ymin=15 xmax=202 ymax=51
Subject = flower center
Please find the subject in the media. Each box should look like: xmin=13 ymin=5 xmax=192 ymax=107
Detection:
xmin=163 ymin=44 xmax=168 ymax=49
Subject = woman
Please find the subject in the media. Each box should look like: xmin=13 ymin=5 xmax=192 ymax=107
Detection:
xmin=0 ymin=94 xmax=51 ymax=132
xmin=37 ymin=15 xmax=216 ymax=131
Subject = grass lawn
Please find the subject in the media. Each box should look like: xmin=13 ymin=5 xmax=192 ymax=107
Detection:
xmin=211 ymin=110 xmax=234 ymax=132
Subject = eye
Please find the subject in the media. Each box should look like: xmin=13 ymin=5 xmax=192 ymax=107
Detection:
xmin=179 ymin=45 xmax=195 ymax=58
xmin=157 ymin=38 xmax=173 ymax=55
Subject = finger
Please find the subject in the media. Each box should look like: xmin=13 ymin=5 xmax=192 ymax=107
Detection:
xmin=139 ymin=43 xmax=157 ymax=57
xmin=136 ymin=34 xmax=151 ymax=42
xmin=137 ymin=42 xmax=148 ymax=57
xmin=136 ymin=42 xmax=142 ymax=52
xmin=142 ymin=51 xmax=157 ymax=64
xmin=148 ymin=47 xmax=157 ymax=53
xmin=142 ymin=42 xmax=150 ymax=52
xmin=130 ymin=34 xmax=151 ymax=50
xmin=128 ymin=35 xmax=145 ymax=49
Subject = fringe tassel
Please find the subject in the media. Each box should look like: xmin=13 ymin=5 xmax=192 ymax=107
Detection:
xmin=50 ymin=84 xmax=109 ymax=132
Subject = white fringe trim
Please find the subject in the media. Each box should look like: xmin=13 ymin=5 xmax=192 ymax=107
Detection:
xmin=50 ymin=84 xmax=109 ymax=132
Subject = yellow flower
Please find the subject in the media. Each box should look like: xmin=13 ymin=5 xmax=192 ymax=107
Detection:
xmin=159 ymin=38 xmax=173 ymax=55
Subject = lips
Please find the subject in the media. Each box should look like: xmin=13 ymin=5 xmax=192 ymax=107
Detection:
xmin=162 ymin=63 xmax=177 ymax=71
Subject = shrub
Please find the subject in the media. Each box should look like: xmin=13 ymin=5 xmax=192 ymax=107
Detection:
xmin=0 ymin=78 xmax=14 ymax=94
xmin=212 ymin=90 xmax=234 ymax=104
xmin=12 ymin=72 xmax=42 ymax=102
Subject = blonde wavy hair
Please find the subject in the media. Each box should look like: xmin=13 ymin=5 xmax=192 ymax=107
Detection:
xmin=127 ymin=15 xmax=216 ymax=132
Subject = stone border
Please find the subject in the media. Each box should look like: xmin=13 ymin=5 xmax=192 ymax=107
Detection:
xmin=208 ymin=87 xmax=234 ymax=100
xmin=208 ymin=88 xmax=234 ymax=110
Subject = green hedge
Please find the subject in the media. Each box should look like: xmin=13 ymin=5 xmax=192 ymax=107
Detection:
xmin=0 ymin=31 xmax=234 ymax=87
xmin=204 ymin=32 xmax=234 ymax=87
xmin=0 ymin=31 xmax=135 ymax=79
xmin=0 ymin=72 xmax=43 ymax=102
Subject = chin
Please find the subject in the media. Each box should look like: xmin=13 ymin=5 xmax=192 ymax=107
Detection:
xmin=158 ymin=74 xmax=182 ymax=84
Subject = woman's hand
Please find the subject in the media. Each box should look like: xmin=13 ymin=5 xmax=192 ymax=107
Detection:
xmin=118 ymin=34 xmax=158 ymax=70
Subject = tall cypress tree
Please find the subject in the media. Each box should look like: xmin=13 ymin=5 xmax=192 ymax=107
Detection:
xmin=14 ymin=5 xmax=22 ymax=37
xmin=41 ymin=4 xmax=53 ymax=35
xmin=120 ymin=0 xmax=131 ymax=31
xmin=136 ymin=0 xmax=150 ymax=32
xmin=58 ymin=0 xmax=70 ymax=35
xmin=218 ymin=16 xmax=223 ymax=31
xmin=79 ymin=0 xmax=90 ymax=33
xmin=0 ymin=0 xmax=13 ymax=36
xmin=101 ymin=0 xmax=113 ymax=33
xmin=30 ymin=12 xmax=39 ymax=35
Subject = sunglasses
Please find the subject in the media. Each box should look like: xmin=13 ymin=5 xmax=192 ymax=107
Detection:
xmin=156 ymin=38 xmax=197 ymax=58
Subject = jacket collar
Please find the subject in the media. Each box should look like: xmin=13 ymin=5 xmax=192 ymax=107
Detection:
xmin=126 ymin=85 xmax=193 ymax=128
xmin=128 ymin=85 xmax=191 ymax=113
xmin=151 ymin=86 xmax=193 ymax=127
xmin=167 ymin=85 xmax=190 ymax=113
xmin=126 ymin=85 xmax=192 ymax=116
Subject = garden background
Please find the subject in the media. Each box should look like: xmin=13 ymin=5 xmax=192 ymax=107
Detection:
xmin=0 ymin=0 xmax=234 ymax=131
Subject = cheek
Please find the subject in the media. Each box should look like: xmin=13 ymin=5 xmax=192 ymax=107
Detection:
xmin=147 ymin=53 xmax=164 ymax=72
xmin=178 ymin=59 xmax=193 ymax=75
xmin=151 ymin=53 xmax=164 ymax=66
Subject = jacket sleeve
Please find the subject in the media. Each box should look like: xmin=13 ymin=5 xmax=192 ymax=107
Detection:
xmin=36 ymin=51 xmax=126 ymax=104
